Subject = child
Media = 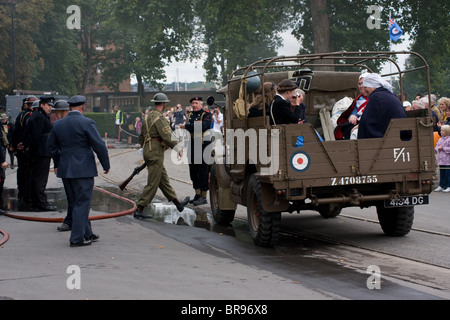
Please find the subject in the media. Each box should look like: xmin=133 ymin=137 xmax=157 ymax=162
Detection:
xmin=435 ymin=124 xmax=450 ymax=192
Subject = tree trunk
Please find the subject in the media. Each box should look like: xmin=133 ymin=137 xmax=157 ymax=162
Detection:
xmin=310 ymin=0 xmax=333 ymax=71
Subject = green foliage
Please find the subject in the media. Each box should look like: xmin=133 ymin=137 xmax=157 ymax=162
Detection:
xmin=85 ymin=112 xmax=141 ymax=139
xmin=195 ymin=0 xmax=288 ymax=84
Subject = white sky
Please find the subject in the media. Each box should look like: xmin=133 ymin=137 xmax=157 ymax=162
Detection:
xmin=157 ymin=30 xmax=410 ymax=84
xmin=162 ymin=30 xmax=301 ymax=84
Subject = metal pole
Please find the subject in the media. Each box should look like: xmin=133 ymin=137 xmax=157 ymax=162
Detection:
xmin=10 ymin=0 xmax=16 ymax=90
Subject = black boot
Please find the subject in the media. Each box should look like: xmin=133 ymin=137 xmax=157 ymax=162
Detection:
xmin=173 ymin=197 xmax=190 ymax=213
xmin=134 ymin=205 xmax=152 ymax=219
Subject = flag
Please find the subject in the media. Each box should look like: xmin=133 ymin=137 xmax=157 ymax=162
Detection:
xmin=389 ymin=17 xmax=403 ymax=42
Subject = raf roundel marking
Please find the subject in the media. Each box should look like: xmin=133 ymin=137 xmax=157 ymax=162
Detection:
xmin=290 ymin=152 xmax=311 ymax=172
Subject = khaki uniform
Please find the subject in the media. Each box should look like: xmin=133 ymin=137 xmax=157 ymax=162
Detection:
xmin=137 ymin=109 xmax=180 ymax=207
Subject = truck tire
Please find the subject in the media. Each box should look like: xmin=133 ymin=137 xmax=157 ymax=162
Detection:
xmin=376 ymin=205 xmax=414 ymax=236
xmin=209 ymin=164 xmax=235 ymax=225
xmin=247 ymin=174 xmax=281 ymax=247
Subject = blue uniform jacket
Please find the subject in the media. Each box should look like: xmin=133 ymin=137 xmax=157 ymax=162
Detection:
xmin=358 ymin=87 xmax=406 ymax=139
xmin=46 ymin=111 xmax=110 ymax=179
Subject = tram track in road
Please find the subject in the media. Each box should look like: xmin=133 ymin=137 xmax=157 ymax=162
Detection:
xmin=102 ymin=149 xmax=450 ymax=275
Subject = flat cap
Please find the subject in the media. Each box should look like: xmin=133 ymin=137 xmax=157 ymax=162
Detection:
xmin=190 ymin=96 xmax=203 ymax=103
xmin=68 ymin=95 xmax=87 ymax=107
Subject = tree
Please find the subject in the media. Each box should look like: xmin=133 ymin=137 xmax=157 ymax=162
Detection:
xmin=99 ymin=0 xmax=196 ymax=102
xmin=195 ymin=0 xmax=289 ymax=85
xmin=31 ymin=0 xmax=84 ymax=95
xmin=401 ymin=1 xmax=450 ymax=98
xmin=0 ymin=0 xmax=52 ymax=95
xmin=291 ymin=0 xmax=398 ymax=72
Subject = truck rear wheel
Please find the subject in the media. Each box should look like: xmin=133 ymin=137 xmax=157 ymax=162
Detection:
xmin=209 ymin=164 xmax=235 ymax=225
xmin=376 ymin=205 xmax=414 ymax=236
xmin=247 ymin=174 xmax=281 ymax=247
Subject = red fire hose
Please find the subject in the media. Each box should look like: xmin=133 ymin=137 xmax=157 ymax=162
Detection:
xmin=3 ymin=186 xmax=136 ymax=223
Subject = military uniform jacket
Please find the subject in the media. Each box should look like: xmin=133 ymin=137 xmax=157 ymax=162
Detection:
xmin=46 ymin=111 xmax=110 ymax=179
xmin=11 ymin=109 xmax=32 ymax=150
xmin=23 ymin=107 xmax=53 ymax=157
xmin=184 ymin=109 xmax=212 ymax=142
xmin=139 ymin=109 xmax=179 ymax=156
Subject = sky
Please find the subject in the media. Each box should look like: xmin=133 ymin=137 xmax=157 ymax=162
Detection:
xmin=162 ymin=30 xmax=301 ymax=84
xmin=161 ymin=30 xmax=409 ymax=84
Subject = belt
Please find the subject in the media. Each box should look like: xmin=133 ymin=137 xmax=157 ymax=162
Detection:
xmin=151 ymin=137 xmax=162 ymax=142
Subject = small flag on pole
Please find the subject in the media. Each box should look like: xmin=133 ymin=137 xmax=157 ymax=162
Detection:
xmin=389 ymin=16 xmax=403 ymax=42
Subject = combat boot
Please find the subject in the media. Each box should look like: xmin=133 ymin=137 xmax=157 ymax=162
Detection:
xmin=173 ymin=197 xmax=190 ymax=212
xmin=134 ymin=205 xmax=153 ymax=219
xmin=193 ymin=191 xmax=208 ymax=206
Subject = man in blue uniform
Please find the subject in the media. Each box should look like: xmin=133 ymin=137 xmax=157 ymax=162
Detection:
xmin=47 ymin=95 xmax=110 ymax=247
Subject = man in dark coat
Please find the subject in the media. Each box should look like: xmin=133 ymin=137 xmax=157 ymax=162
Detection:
xmin=23 ymin=97 xmax=56 ymax=211
xmin=358 ymin=74 xmax=406 ymax=139
xmin=47 ymin=95 xmax=110 ymax=247
xmin=180 ymin=96 xmax=212 ymax=206
xmin=11 ymin=96 xmax=37 ymax=209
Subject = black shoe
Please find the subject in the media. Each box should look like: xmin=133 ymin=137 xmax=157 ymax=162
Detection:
xmin=70 ymin=240 xmax=92 ymax=247
xmin=38 ymin=204 xmax=58 ymax=212
xmin=134 ymin=210 xmax=153 ymax=220
xmin=89 ymin=234 xmax=100 ymax=242
xmin=189 ymin=194 xmax=200 ymax=204
xmin=193 ymin=196 xmax=208 ymax=206
xmin=57 ymin=223 xmax=71 ymax=232
xmin=173 ymin=197 xmax=190 ymax=213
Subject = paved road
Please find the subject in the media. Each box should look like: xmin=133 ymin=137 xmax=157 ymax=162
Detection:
xmin=1 ymin=142 xmax=449 ymax=302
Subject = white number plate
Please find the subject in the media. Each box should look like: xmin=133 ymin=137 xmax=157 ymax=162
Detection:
xmin=384 ymin=195 xmax=429 ymax=208
xmin=331 ymin=175 xmax=378 ymax=186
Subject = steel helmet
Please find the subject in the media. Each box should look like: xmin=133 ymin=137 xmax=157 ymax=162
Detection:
xmin=53 ymin=100 xmax=69 ymax=111
xmin=31 ymin=100 xmax=40 ymax=109
xmin=151 ymin=93 xmax=170 ymax=103
xmin=246 ymin=71 xmax=261 ymax=94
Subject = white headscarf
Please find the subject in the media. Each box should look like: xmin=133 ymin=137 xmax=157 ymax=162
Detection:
xmin=363 ymin=73 xmax=393 ymax=93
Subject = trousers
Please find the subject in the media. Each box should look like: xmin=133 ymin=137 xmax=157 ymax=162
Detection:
xmin=138 ymin=142 xmax=177 ymax=207
xmin=63 ymin=177 xmax=94 ymax=244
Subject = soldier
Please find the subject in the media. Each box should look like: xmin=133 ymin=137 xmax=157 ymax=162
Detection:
xmin=11 ymin=95 xmax=38 ymax=209
xmin=53 ymin=100 xmax=70 ymax=121
xmin=135 ymin=93 xmax=190 ymax=219
xmin=179 ymin=96 xmax=212 ymax=206
xmin=23 ymin=96 xmax=57 ymax=211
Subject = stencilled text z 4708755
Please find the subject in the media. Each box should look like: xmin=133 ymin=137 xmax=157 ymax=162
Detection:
xmin=331 ymin=175 xmax=378 ymax=186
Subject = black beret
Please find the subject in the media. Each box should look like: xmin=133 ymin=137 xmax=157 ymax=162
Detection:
xmin=190 ymin=96 xmax=203 ymax=103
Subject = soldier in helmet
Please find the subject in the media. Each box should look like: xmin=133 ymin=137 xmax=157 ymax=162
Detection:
xmin=135 ymin=92 xmax=190 ymax=219
xmin=10 ymin=95 xmax=38 ymax=209
xmin=23 ymin=96 xmax=57 ymax=211
xmin=53 ymin=100 xmax=70 ymax=121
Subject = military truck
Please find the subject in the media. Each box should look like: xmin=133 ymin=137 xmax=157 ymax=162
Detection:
xmin=209 ymin=51 xmax=436 ymax=247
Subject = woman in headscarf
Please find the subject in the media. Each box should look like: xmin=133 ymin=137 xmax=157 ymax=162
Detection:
xmin=358 ymin=73 xmax=406 ymax=139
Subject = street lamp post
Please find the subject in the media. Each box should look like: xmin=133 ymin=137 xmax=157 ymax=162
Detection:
xmin=0 ymin=1 xmax=16 ymax=91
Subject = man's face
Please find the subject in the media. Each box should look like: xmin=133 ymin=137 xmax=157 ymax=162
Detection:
xmin=191 ymin=100 xmax=203 ymax=112
xmin=42 ymin=103 xmax=53 ymax=115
